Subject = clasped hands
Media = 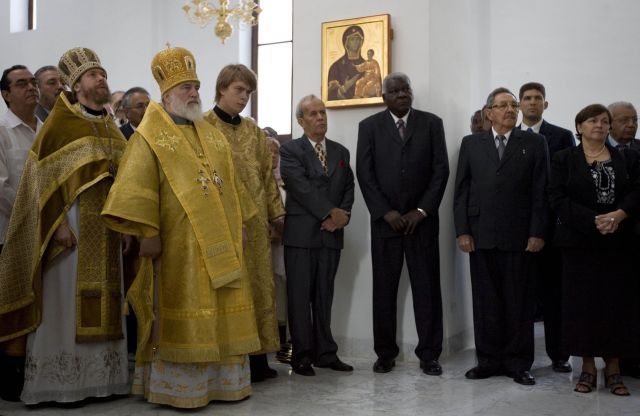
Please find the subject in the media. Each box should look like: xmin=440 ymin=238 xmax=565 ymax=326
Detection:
xmin=321 ymin=208 xmax=350 ymax=232
xmin=594 ymin=209 xmax=627 ymax=235
xmin=384 ymin=209 xmax=425 ymax=235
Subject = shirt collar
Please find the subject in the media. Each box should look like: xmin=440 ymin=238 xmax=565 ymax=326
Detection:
xmin=3 ymin=108 xmax=42 ymax=132
xmin=214 ymin=105 xmax=242 ymax=125
xmin=492 ymin=127 xmax=512 ymax=141
xmin=521 ymin=119 xmax=543 ymax=133
xmin=307 ymin=136 xmax=326 ymax=152
xmin=389 ymin=109 xmax=410 ymax=126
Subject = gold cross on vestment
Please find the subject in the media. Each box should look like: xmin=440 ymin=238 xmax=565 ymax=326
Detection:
xmin=196 ymin=169 xmax=211 ymax=196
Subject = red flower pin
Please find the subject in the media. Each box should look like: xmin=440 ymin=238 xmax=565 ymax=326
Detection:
xmin=338 ymin=159 xmax=346 ymax=168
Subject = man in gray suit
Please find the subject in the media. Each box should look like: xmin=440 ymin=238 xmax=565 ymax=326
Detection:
xmin=280 ymin=95 xmax=355 ymax=376
xmin=33 ymin=66 xmax=65 ymax=122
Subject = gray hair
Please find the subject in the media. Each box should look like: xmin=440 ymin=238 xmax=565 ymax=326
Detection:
xmin=34 ymin=65 xmax=59 ymax=84
xmin=608 ymin=101 xmax=636 ymax=114
xmin=121 ymin=86 xmax=150 ymax=109
xmin=382 ymin=72 xmax=411 ymax=94
xmin=485 ymin=87 xmax=516 ymax=108
xmin=295 ymin=94 xmax=321 ymax=119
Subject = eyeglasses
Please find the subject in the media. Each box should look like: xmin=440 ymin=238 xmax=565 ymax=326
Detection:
xmin=10 ymin=78 xmax=38 ymax=89
xmin=489 ymin=102 xmax=520 ymax=111
xmin=613 ymin=116 xmax=638 ymax=125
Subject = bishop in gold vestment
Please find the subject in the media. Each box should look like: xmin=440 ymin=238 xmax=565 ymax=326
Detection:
xmin=0 ymin=48 xmax=129 ymax=404
xmin=101 ymin=47 xmax=261 ymax=409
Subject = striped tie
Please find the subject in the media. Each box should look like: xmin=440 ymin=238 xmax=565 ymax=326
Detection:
xmin=315 ymin=142 xmax=328 ymax=175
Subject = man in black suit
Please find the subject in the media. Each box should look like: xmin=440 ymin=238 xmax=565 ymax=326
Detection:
xmin=119 ymin=87 xmax=150 ymax=139
xmin=356 ymin=73 xmax=449 ymax=375
xmin=608 ymin=101 xmax=640 ymax=378
xmin=280 ymin=94 xmax=355 ymax=376
xmin=608 ymin=102 xmax=639 ymax=150
xmin=519 ymin=82 xmax=574 ymax=373
xmin=454 ymin=87 xmax=548 ymax=385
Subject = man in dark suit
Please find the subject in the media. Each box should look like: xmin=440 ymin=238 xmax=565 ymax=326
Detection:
xmin=454 ymin=87 xmax=548 ymax=385
xmin=119 ymin=87 xmax=150 ymax=139
xmin=519 ymin=82 xmax=574 ymax=373
xmin=356 ymin=73 xmax=449 ymax=375
xmin=280 ymin=94 xmax=355 ymax=376
xmin=608 ymin=102 xmax=639 ymax=150
xmin=608 ymin=101 xmax=640 ymax=379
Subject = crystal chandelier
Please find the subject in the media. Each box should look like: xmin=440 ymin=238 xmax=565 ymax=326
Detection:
xmin=182 ymin=0 xmax=262 ymax=44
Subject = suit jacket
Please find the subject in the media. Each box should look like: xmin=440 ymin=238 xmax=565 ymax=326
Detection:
xmin=548 ymin=144 xmax=640 ymax=248
xmin=453 ymin=128 xmax=549 ymax=251
xmin=120 ymin=122 xmax=135 ymax=140
xmin=280 ymin=135 xmax=354 ymax=249
xmin=35 ymin=104 xmax=49 ymax=123
xmin=356 ymin=108 xmax=449 ymax=238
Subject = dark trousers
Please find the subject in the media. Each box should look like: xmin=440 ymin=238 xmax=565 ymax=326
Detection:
xmin=285 ymin=246 xmax=340 ymax=367
xmin=470 ymin=249 xmax=535 ymax=373
xmin=372 ymin=230 xmax=443 ymax=362
xmin=533 ymin=245 xmax=568 ymax=362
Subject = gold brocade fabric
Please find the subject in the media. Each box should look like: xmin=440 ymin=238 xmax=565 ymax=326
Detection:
xmin=102 ymin=102 xmax=261 ymax=364
xmin=0 ymin=92 xmax=126 ymax=343
xmin=76 ymin=180 xmax=123 ymax=342
xmin=204 ymin=111 xmax=285 ymax=353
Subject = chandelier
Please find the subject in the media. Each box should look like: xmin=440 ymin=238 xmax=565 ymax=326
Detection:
xmin=182 ymin=0 xmax=262 ymax=44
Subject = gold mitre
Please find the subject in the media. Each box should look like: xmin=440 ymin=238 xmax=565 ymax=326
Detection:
xmin=58 ymin=47 xmax=105 ymax=88
xmin=151 ymin=46 xmax=199 ymax=95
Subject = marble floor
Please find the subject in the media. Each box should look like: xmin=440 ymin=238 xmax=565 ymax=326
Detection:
xmin=1 ymin=325 xmax=639 ymax=416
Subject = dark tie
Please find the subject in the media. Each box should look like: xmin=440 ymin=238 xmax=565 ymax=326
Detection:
xmin=497 ymin=135 xmax=506 ymax=159
xmin=315 ymin=142 xmax=328 ymax=175
xmin=397 ymin=119 xmax=406 ymax=140
xmin=617 ymin=144 xmax=629 ymax=150
xmin=527 ymin=127 xmax=533 ymax=133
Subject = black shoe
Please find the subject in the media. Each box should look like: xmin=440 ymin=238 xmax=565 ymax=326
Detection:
xmin=0 ymin=355 xmax=25 ymax=402
xmin=264 ymin=366 xmax=278 ymax=379
xmin=551 ymin=360 xmax=572 ymax=373
xmin=420 ymin=359 xmax=442 ymax=376
xmin=373 ymin=358 xmax=395 ymax=373
xmin=465 ymin=366 xmax=496 ymax=380
xmin=512 ymin=370 xmax=536 ymax=385
xmin=292 ymin=363 xmax=315 ymax=376
xmin=315 ymin=358 xmax=353 ymax=372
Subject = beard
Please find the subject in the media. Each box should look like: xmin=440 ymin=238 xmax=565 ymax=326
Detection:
xmin=165 ymin=91 xmax=203 ymax=122
xmin=81 ymin=84 xmax=111 ymax=105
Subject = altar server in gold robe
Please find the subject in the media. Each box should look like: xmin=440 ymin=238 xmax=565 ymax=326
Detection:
xmin=204 ymin=64 xmax=285 ymax=381
xmin=0 ymin=47 xmax=129 ymax=404
xmin=101 ymin=46 xmax=261 ymax=409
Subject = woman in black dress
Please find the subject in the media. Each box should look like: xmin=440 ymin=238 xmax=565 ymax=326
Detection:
xmin=548 ymin=104 xmax=640 ymax=396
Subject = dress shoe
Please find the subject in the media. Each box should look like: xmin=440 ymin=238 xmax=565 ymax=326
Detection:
xmin=465 ymin=366 xmax=496 ymax=380
xmin=315 ymin=358 xmax=353 ymax=372
xmin=420 ymin=360 xmax=442 ymax=376
xmin=551 ymin=360 xmax=572 ymax=373
xmin=292 ymin=363 xmax=315 ymax=376
xmin=512 ymin=370 xmax=536 ymax=385
xmin=373 ymin=358 xmax=395 ymax=373
xmin=264 ymin=366 xmax=278 ymax=378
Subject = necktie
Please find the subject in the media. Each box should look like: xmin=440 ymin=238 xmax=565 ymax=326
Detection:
xmin=497 ymin=135 xmax=506 ymax=160
xmin=315 ymin=142 xmax=328 ymax=175
xmin=397 ymin=119 xmax=406 ymax=140
xmin=526 ymin=127 xmax=533 ymax=133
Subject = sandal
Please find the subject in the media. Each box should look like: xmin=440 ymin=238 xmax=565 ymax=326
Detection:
xmin=574 ymin=371 xmax=597 ymax=393
xmin=605 ymin=373 xmax=630 ymax=396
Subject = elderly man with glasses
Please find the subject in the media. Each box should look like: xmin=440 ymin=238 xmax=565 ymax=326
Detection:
xmin=454 ymin=87 xmax=549 ymax=386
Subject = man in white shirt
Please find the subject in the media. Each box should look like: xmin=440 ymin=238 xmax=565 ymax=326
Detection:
xmin=0 ymin=64 xmax=41 ymax=401
xmin=0 ymin=65 xmax=42 ymax=252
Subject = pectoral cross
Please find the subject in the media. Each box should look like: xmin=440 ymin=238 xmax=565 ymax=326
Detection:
xmin=196 ymin=169 xmax=211 ymax=196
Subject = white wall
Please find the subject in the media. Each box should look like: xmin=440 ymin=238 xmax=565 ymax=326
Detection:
xmin=0 ymin=0 xmax=251 ymax=110
xmin=2 ymin=0 xmax=640 ymax=362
